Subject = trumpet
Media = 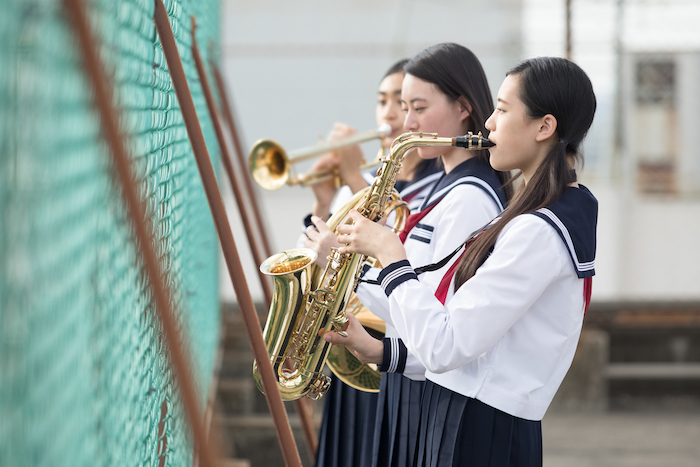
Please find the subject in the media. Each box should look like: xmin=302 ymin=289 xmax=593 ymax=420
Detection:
xmin=249 ymin=123 xmax=392 ymax=190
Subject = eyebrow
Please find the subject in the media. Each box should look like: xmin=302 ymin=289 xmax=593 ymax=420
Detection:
xmin=378 ymin=89 xmax=402 ymax=97
xmin=399 ymin=97 xmax=427 ymax=105
xmin=497 ymin=97 xmax=509 ymax=105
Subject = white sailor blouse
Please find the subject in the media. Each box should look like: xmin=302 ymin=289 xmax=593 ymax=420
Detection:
xmin=355 ymin=157 xmax=507 ymax=380
xmin=377 ymin=185 xmax=598 ymax=420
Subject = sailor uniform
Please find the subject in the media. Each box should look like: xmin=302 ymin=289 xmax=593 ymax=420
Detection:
xmin=377 ymin=185 xmax=597 ymax=466
xmin=354 ymin=157 xmax=507 ymax=467
xmin=332 ymin=160 xmax=443 ymax=216
xmin=357 ymin=157 xmax=507 ymax=377
xmin=313 ymin=160 xmax=440 ymax=467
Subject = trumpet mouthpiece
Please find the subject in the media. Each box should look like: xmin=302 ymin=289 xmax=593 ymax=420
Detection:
xmin=377 ymin=123 xmax=392 ymax=137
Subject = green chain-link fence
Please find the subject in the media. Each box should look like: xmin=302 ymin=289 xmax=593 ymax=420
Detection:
xmin=1 ymin=0 xmax=222 ymax=465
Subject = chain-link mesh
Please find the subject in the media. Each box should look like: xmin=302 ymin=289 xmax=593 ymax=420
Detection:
xmin=0 ymin=1 xmax=222 ymax=466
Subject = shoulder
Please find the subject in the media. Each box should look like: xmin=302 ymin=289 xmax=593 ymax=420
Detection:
xmin=488 ymin=214 xmax=570 ymax=276
xmin=500 ymin=214 xmax=558 ymax=239
xmin=497 ymin=215 xmax=566 ymax=257
xmin=435 ymin=183 xmax=502 ymax=213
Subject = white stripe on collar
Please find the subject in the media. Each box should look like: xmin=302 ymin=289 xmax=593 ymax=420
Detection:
xmin=400 ymin=171 xmax=442 ymax=197
xmin=535 ymin=208 xmax=595 ymax=272
xmin=421 ymin=176 xmax=504 ymax=212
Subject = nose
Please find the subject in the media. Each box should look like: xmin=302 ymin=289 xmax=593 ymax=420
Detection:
xmin=485 ymin=110 xmax=496 ymax=132
xmin=404 ymin=110 xmax=418 ymax=132
xmin=382 ymin=101 xmax=399 ymax=124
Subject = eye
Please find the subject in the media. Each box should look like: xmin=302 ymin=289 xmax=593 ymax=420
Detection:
xmin=378 ymin=99 xmax=387 ymax=106
xmin=414 ymin=107 xmax=425 ymax=113
xmin=496 ymin=107 xmax=505 ymax=113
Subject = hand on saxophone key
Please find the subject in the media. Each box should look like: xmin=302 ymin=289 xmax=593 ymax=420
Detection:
xmin=323 ymin=314 xmax=384 ymax=365
xmin=336 ymin=210 xmax=407 ymax=266
xmin=303 ymin=216 xmax=342 ymax=269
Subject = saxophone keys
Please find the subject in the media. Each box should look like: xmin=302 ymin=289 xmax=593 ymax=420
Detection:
xmin=331 ymin=314 xmax=349 ymax=336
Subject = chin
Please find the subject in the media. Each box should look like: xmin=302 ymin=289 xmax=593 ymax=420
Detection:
xmin=417 ymin=147 xmax=441 ymax=160
xmin=488 ymin=151 xmax=508 ymax=172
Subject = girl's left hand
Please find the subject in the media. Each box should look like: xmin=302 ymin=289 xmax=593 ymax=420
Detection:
xmin=336 ymin=210 xmax=407 ymax=266
xmin=323 ymin=314 xmax=383 ymax=365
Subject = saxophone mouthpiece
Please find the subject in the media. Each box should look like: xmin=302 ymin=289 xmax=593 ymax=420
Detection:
xmin=454 ymin=131 xmax=494 ymax=149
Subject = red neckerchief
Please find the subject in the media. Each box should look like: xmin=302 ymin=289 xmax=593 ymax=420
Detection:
xmin=583 ymin=277 xmax=592 ymax=315
xmin=401 ymin=190 xmax=420 ymax=205
xmin=398 ymin=202 xmax=439 ymax=244
xmin=433 ymin=231 xmax=484 ymax=304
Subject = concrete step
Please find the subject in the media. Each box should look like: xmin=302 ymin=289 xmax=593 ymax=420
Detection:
xmin=220 ymin=349 xmax=256 ymax=379
xmin=606 ymin=363 xmax=700 ymax=379
xmin=217 ymin=375 xmax=324 ymax=416
xmin=215 ymin=413 xmax=321 ymax=467
xmin=219 ymin=460 xmax=251 ymax=467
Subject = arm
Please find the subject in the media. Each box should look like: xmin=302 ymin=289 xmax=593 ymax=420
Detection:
xmin=384 ymin=216 xmax=565 ymax=373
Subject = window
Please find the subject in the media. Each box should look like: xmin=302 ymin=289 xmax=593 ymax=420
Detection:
xmin=633 ymin=57 xmax=677 ymax=194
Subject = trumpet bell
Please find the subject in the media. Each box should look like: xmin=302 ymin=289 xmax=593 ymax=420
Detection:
xmin=249 ymin=139 xmax=289 ymax=191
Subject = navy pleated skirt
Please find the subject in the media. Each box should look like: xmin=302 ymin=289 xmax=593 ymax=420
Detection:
xmin=372 ymin=372 xmax=426 ymax=467
xmin=314 ymin=375 xmax=379 ymax=467
xmin=414 ymin=380 xmax=542 ymax=467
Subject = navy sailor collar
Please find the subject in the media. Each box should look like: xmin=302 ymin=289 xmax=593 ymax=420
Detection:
xmin=394 ymin=158 xmax=442 ymax=196
xmin=530 ymin=185 xmax=598 ymax=278
xmin=419 ymin=156 xmax=506 ymax=212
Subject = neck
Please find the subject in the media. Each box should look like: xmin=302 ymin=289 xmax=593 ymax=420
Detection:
xmin=442 ymin=147 xmax=473 ymax=174
xmin=521 ymin=139 xmax=558 ymax=184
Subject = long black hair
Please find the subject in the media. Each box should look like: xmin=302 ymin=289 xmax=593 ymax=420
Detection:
xmin=382 ymin=58 xmax=409 ymax=80
xmin=404 ymin=43 xmax=512 ymax=198
xmin=454 ymin=56 xmax=597 ymax=288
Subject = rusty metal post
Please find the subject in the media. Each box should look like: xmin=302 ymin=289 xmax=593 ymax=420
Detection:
xmin=209 ymin=60 xmax=273 ymax=257
xmin=152 ymin=2 xmax=302 ymax=466
xmin=190 ymin=18 xmax=318 ymax=461
xmin=62 ymin=1 xmax=218 ymax=466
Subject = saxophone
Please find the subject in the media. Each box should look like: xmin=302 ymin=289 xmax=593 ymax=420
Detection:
xmin=253 ymin=131 xmax=493 ymax=400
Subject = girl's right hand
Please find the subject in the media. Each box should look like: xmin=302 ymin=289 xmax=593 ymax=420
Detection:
xmin=309 ymin=154 xmax=340 ymax=220
xmin=303 ymin=216 xmax=341 ymax=269
xmin=328 ymin=123 xmax=367 ymax=193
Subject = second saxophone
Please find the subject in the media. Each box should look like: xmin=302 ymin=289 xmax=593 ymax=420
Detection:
xmin=253 ymin=131 xmax=494 ymax=400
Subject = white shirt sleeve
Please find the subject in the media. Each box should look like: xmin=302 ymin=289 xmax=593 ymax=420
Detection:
xmin=355 ymin=267 xmax=393 ymax=322
xmin=387 ymin=215 xmax=566 ymax=373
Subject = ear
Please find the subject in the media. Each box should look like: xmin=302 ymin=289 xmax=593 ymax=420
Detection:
xmin=457 ymin=96 xmax=473 ymax=120
xmin=535 ymin=114 xmax=558 ymax=142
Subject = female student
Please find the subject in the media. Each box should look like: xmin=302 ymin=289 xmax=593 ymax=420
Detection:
xmin=328 ymin=56 xmax=598 ymax=466
xmin=304 ymin=59 xmax=441 ymax=259
xmin=308 ymin=59 xmax=442 ymax=467
xmin=313 ymin=43 xmax=510 ymax=466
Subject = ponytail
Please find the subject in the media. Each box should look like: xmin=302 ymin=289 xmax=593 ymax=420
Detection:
xmin=453 ymin=57 xmax=596 ymax=289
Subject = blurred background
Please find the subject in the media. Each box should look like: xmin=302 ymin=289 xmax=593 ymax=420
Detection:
xmin=2 ymin=0 xmax=700 ymax=466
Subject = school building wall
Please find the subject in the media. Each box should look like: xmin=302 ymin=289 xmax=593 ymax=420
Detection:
xmin=219 ymin=0 xmax=700 ymax=304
